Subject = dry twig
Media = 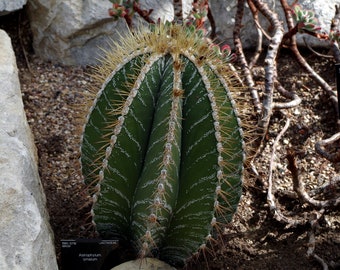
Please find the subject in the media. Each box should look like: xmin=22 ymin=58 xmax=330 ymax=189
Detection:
xmin=307 ymin=210 xmax=329 ymax=270
xmin=315 ymin=132 xmax=340 ymax=163
xmin=234 ymin=0 xmax=262 ymax=115
xmin=247 ymin=0 xmax=264 ymax=69
xmin=273 ymin=80 xmax=302 ymax=109
xmin=286 ymin=149 xmax=340 ymax=208
xmin=206 ymin=2 xmax=216 ymax=39
xmin=173 ymin=0 xmax=183 ymax=24
xmin=267 ymin=115 xmax=307 ymax=226
xmin=18 ymin=13 xmax=32 ymax=74
xmin=302 ymin=37 xmax=333 ymax=59
xmin=330 ymin=5 xmax=340 ymax=63
xmin=249 ymin=0 xmax=284 ymax=160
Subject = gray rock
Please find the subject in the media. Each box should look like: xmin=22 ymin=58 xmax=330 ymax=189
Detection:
xmin=210 ymin=0 xmax=337 ymax=48
xmin=27 ymin=0 xmax=336 ymax=66
xmin=0 ymin=0 xmax=27 ymax=15
xmin=26 ymin=0 xmax=193 ymax=66
xmin=0 ymin=29 xmax=58 ymax=270
xmin=27 ymin=0 xmax=130 ymax=66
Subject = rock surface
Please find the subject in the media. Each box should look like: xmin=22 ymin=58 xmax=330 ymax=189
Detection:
xmin=26 ymin=0 xmax=193 ymax=66
xmin=210 ymin=0 xmax=336 ymax=48
xmin=0 ymin=0 xmax=26 ymax=15
xmin=27 ymin=0 xmax=129 ymax=66
xmin=0 ymin=29 xmax=58 ymax=270
xmin=27 ymin=0 xmax=336 ymax=66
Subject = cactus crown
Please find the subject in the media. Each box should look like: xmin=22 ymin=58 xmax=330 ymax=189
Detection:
xmin=80 ymin=23 xmax=245 ymax=267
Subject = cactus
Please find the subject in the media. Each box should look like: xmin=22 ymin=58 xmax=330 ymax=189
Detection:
xmin=80 ymin=23 xmax=245 ymax=267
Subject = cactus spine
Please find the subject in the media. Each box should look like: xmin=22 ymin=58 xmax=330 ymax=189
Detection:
xmin=80 ymin=24 xmax=244 ymax=267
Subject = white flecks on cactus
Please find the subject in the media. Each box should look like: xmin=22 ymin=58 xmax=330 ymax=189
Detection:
xmin=80 ymin=24 xmax=245 ymax=267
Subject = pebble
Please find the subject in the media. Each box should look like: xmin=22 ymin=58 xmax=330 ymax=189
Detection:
xmin=293 ymin=108 xmax=300 ymax=115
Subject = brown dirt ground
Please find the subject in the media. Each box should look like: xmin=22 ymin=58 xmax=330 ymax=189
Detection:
xmin=1 ymin=10 xmax=339 ymax=270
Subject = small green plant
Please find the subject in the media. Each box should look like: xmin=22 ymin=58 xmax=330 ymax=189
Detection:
xmin=291 ymin=3 xmax=321 ymax=34
xmin=108 ymin=0 xmax=154 ymax=28
xmin=80 ymin=23 xmax=245 ymax=267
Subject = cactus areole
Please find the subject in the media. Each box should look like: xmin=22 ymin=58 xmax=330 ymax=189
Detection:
xmin=80 ymin=24 xmax=245 ymax=267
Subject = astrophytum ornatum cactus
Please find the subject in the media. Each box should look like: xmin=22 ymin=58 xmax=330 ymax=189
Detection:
xmin=80 ymin=24 xmax=245 ymax=267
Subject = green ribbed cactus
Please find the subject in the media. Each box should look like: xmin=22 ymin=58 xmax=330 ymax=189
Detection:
xmin=80 ymin=24 xmax=244 ymax=267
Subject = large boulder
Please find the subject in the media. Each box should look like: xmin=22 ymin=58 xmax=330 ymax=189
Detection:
xmin=0 ymin=0 xmax=26 ymax=15
xmin=26 ymin=0 xmax=193 ymax=66
xmin=27 ymin=0 xmax=337 ymax=66
xmin=0 ymin=29 xmax=58 ymax=270
xmin=27 ymin=0 xmax=129 ymax=66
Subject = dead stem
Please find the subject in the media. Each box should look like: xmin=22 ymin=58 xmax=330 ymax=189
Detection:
xmin=307 ymin=210 xmax=329 ymax=270
xmin=273 ymin=80 xmax=302 ymax=109
xmin=286 ymin=148 xmax=340 ymax=208
xmin=247 ymin=0 xmax=264 ymax=69
xmin=266 ymin=114 xmax=307 ymax=226
xmin=315 ymin=132 xmax=340 ymax=163
xmin=248 ymin=0 xmax=284 ymax=162
xmin=234 ymin=0 xmax=262 ymax=115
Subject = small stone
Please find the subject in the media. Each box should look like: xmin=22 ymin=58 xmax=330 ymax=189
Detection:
xmin=112 ymin=258 xmax=176 ymax=270
xmin=293 ymin=108 xmax=300 ymax=115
